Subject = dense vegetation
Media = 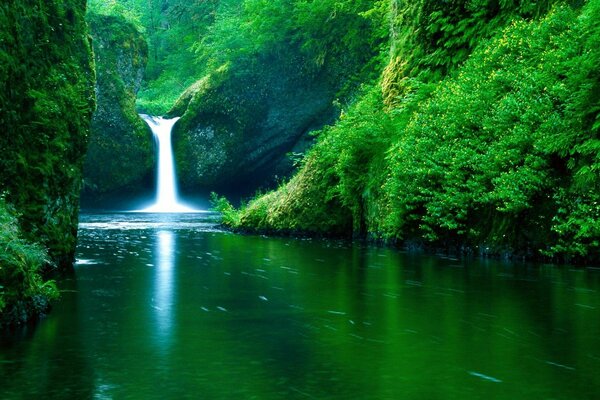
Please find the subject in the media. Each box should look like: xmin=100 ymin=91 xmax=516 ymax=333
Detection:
xmin=85 ymin=0 xmax=599 ymax=262
xmin=170 ymin=0 xmax=387 ymax=192
xmin=87 ymin=0 xmax=220 ymax=115
xmin=216 ymin=0 xmax=600 ymax=263
xmin=0 ymin=0 xmax=95 ymax=266
xmin=87 ymin=0 xmax=387 ymax=193
xmin=0 ymin=0 xmax=95 ymax=326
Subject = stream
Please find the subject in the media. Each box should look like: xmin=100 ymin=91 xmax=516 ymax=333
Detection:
xmin=1 ymin=212 xmax=600 ymax=399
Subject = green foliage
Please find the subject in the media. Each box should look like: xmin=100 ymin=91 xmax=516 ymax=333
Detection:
xmin=87 ymin=0 xmax=144 ymax=28
xmin=236 ymin=1 xmax=600 ymax=261
xmin=210 ymin=192 xmax=241 ymax=227
xmin=382 ymin=1 xmax=599 ymax=258
xmin=90 ymin=0 xmax=388 ymax=114
xmin=549 ymin=189 xmax=600 ymax=257
xmin=383 ymin=0 xmax=567 ymax=104
xmin=236 ymin=148 xmax=353 ymax=235
xmin=308 ymin=87 xmax=396 ymax=234
xmin=197 ymin=0 xmax=388 ymax=98
xmin=136 ymin=72 xmax=199 ymax=116
xmin=384 ymin=7 xmax=579 ymax=241
xmin=0 ymin=198 xmax=58 ymax=327
xmin=89 ymin=0 xmax=222 ymax=115
xmin=544 ymin=0 xmax=600 ymax=258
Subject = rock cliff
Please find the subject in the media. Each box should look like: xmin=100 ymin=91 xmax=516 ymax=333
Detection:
xmin=0 ymin=0 xmax=96 ymax=269
xmin=169 ymin=59 xmax=335 ymax=194
xmin=83 ymin=13 xmax=152 ymax=202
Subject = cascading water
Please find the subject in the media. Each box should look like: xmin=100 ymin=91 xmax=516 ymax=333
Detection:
xmin=140 ymin=114 xmax=196 ymax=213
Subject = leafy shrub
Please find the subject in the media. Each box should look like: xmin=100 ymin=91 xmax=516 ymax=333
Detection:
xmin=0 ymin=198 xmax=58 ymax=327
xmin=210 ymin=192 xmax=241 ymax=227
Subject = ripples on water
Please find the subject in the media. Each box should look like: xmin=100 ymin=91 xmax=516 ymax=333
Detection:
xmin=1 ymin=212 xmax=600 ymax=399
xmin=78 ymin=211 xmax=222 ymax=232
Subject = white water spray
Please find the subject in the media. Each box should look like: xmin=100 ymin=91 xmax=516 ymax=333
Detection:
xmin=140 ymin=115 xmax=196 ymax=213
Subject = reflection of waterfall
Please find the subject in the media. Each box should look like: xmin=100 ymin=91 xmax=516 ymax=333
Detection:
xmin=140 ymin=114 xmax=195 ymax=213
xmin=153 ymin=230 xmax=175 ymax=345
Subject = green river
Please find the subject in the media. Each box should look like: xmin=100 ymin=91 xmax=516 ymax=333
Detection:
xmin=1 ymin=212 xmax=599 ymax=399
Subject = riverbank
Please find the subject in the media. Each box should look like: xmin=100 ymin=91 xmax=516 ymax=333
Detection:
xmin=212 ymin=197 xmax=598 ymax=268
xmin=220 ymin=222 xmax=597 ymax=268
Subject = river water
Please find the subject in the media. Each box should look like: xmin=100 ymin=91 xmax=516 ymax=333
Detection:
xmin=1 ymin=212 xmax=600 ymax=399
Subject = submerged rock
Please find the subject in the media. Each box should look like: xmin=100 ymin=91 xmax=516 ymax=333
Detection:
xmin=83 ymin=13 xmax=152 ymax=201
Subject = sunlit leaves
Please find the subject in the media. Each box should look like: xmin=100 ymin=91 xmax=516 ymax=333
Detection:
xmin=234 ymin=1 xmax=600 ymax=261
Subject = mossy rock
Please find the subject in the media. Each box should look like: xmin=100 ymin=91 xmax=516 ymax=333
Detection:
xmin=0 ymin=0 xmax=95 ymax=269
xmin=170 ymin=54 xmax=336 ymax=194
xmin=83 ymin=13 xmax=152 ymax=198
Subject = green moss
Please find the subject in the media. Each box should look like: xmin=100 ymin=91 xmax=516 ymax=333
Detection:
xmin=170 ymin=64 xmax=261 ymax=188
xmin=83 ymin=13 xmax=152 ymax=196
xmin=238 ymin=152 xmax=352 ymax=236
xmin=0 ymin=0 xmax=96 ymax=269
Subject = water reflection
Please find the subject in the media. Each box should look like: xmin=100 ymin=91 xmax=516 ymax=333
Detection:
xmin=0 ymin=277 xmax=95 ymax=399
xmin=153 ymin=230 xmax=175 ymax=347
xmin=2 ymin=213 xmax=600 ymax=399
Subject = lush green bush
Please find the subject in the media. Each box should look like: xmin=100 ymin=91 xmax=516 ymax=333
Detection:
xmin=379 ymin=3 xmax=598 ymax=259
xmin=545 ymin=0 xmax=600 ymax=257
xmin=0 ymin=199 xmax=58 ymax=327
xmin=383 ymin=0 xmax=566 ymax=105
xmin=210 ymin=192 xmax=241 ymax=227
xmin=214 ymin=140 xmax=352 ymax=235
xmin=231 ymin=1 xmax=600 ymax=262
xmin=294 ymin=87 xmax=396 ymax=235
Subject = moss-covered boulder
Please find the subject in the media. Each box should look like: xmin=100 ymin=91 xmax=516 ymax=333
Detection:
xmin=83 ymin=13 xmax=152 ymax=199
xmin=0 ymin=0 xmax=95 ymax=269
xmin=170 ymin=59 xmax=335 ymax=193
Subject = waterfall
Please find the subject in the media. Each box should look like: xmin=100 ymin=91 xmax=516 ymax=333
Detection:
xmin=140 ymin=115 xmax=195 ymax=213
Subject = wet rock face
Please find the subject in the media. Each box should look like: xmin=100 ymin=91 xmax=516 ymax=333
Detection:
xmin=0 ymin=0 xmax=96 ymax=268
xmin=83 ymin=13 xmax=153 ymax=199
xmin=170 ymin=57 xmax=337 ymax=194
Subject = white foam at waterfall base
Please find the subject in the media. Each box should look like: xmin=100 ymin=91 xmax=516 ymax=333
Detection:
xmin=137 ymin=114 xmax=199 ymax=213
